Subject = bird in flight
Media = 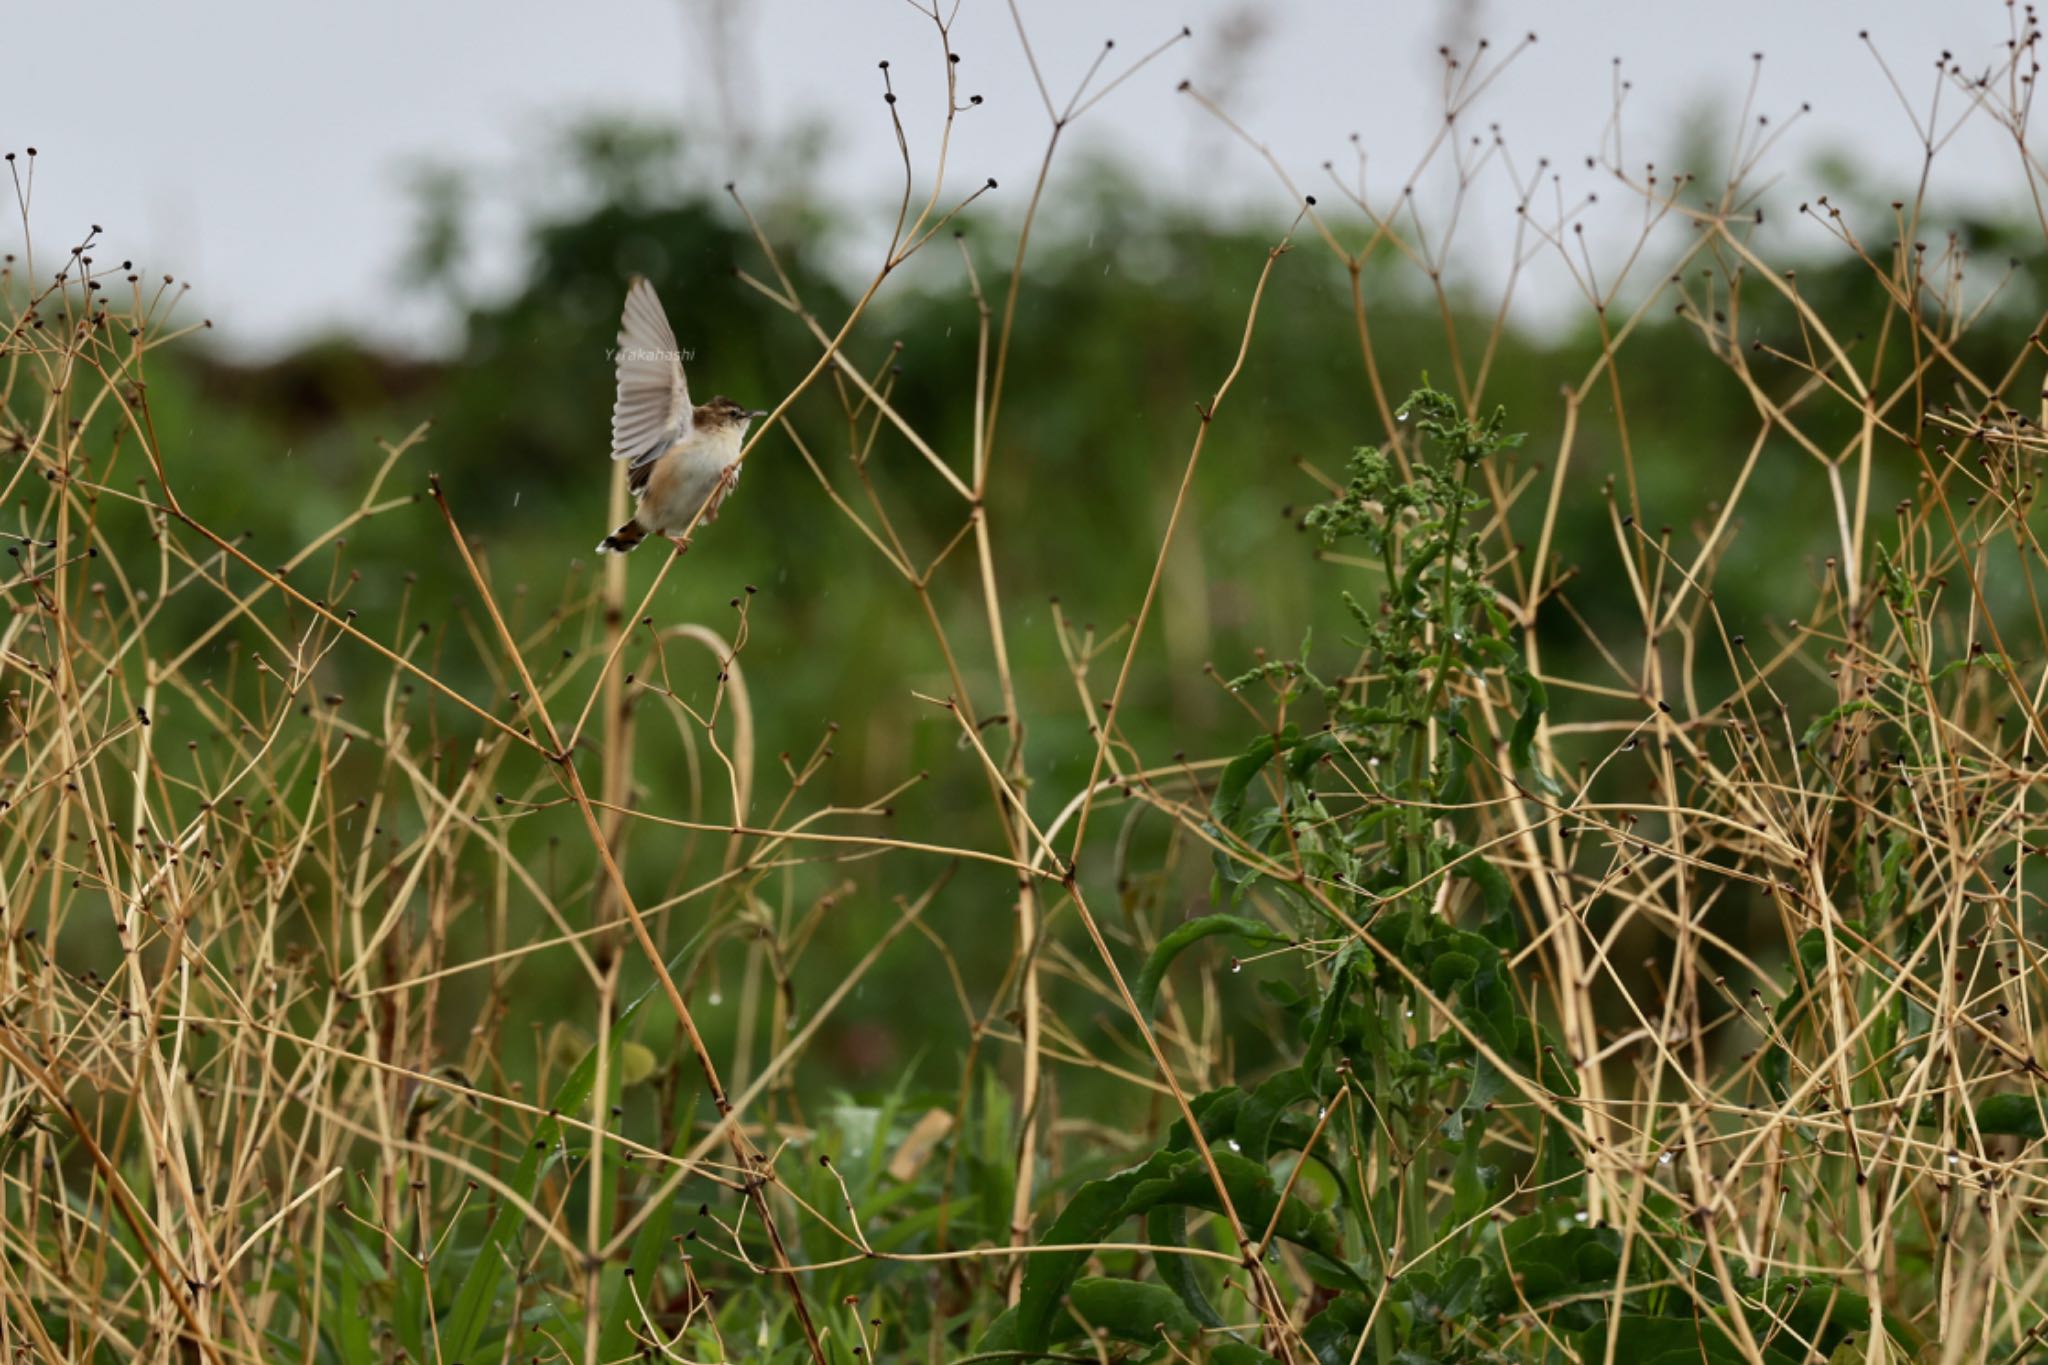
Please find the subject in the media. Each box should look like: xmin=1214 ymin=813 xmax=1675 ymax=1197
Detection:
xmin=596 ymin=276 xmax=765 ymax=555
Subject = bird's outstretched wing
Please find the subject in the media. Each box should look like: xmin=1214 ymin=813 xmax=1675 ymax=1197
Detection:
xmin=611 ymin=276 xmax=692 ymax=466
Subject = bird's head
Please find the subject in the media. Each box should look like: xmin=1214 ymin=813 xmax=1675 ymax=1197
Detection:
xmin=701 ymin=396 xmax=769 ymax=433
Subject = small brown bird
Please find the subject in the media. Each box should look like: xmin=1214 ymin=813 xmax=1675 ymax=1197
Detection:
xmin=595 ymin=276 xmax=765 ymax=555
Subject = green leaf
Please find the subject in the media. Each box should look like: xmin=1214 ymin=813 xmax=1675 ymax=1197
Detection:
xmin=1428 ymin=951 xmax=1479 ymax=997
xmin=1970 ymin=1091 xmax=2046 ymax=1139
xmin=1064 ymin=1276 xmax=1200 ymax=1343
xmin=1234 ymin=1070 xmax=1314 ymax=1162
xmin=1576 ymin=1314 xmax=1776 ymax=1365
xmin=1450 ymin=847 xmax=1515 ymax=946
xmin=1796 ymin=928 xmax=1830 ymax=977
xmin=1303 ymin=1295 xmax=1371 ymax=1365
xmin=1145 ymin=1205 xmax=1224 ymax=1330
xmin=1213 ymin=733 xmax=1287 ymax=827
xmin=1776 ymin=1282 xmax=1872 ymax=1357
xmin=1009 ymin=1139 xmax=1365 ymax=1356
xmin=390 ymin=1244 xmax=429 ymax=1360
xmin=1286 ymin=732 xmax=1345 ymax=780
xmin=1136 ymin=915 xmax=1289 ymax=1015
xmin=1465 ymin=1051 xmax=1510 ymax=1115
xmin=1929 ymin=652 xmax=2008 ymax=685
xmin=1450 ymin=1136 xmax=1490 ymax=1222
xmin=1302 ymin=941 xmax=1368 ymax=1081
xmin=1130 ymin=1150 xmax=1349 ymax=1265
xmin=1508 ymin=668 xmax=1559 ymax=795
xmin=1437 ymin=1255 xmax=1483 ymax=1319
xmin=1209 ymin=1343 xmax=1282 ymax=1365
xmin=1488 ymin=1225 xmax=1623 ymax=1307
xmin=320 ymin=1221 xmax=377 ymax=1363
xmin=977 ymin=1305 xmax=1022 ymax=1354
xmin=1006 ymin=1151 xmax=1180 ymax=1351
xmin=1165 ymin=1087 xmax=1246 ymax=1152
xmin=596 ymin=1121 xmax=693 ymax=1361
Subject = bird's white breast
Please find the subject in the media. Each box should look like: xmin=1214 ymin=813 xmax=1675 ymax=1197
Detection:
xmin=640 ymin=425 xmax=744 ymax=535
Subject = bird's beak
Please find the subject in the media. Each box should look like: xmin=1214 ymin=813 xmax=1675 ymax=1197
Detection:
xmin=747 ymin=408 xmax=771 ymax=420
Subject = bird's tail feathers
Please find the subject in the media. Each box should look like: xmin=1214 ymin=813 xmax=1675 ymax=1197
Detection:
xmin=595 ymin=519 xmax=649 ymax=555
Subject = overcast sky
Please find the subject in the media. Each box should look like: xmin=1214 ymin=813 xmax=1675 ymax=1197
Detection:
xmin=6 ymin=1 xmax=2033 ymax=357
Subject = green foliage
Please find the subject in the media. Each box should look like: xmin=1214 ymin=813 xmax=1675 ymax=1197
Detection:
xmin=992 ymin=389 xmax=1813 ymax=1363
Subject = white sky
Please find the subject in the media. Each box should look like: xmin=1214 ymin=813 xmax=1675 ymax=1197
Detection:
xmin=4 ymin=1 xmax=2033 ymax=356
